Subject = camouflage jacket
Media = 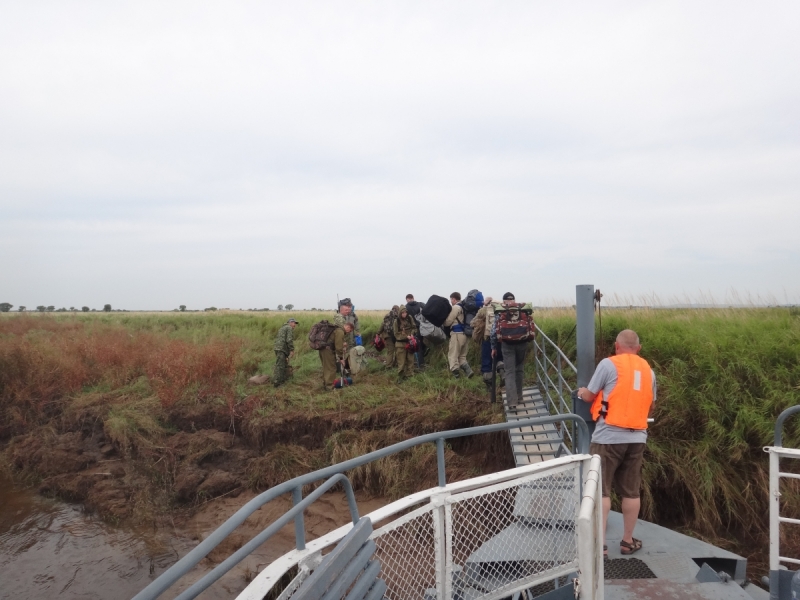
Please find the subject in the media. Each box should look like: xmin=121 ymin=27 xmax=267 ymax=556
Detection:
xmin=393 ymin=310 xmax=417 ymax=342
xmin=380 ymin=308 xmax=398 ymax=338
xmin=273 ymin=323 xmax=295 ymax=354
xmin=334 ymin=312 xmax=359 ymax=346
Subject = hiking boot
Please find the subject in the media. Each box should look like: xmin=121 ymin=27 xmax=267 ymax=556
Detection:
xmin=460 ymin=363 xmax=474 ymax=379
xmin=451 ymin=368 xmax=461 ymax=379
xmin=482 ymin=372 xmax=493 ymax=390
xmin=396 ymin=375 xmax=407 ymax=384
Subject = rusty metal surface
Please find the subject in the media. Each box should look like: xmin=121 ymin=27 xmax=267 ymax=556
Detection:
xmin=604 ymin=579 xmax=755 ymax=600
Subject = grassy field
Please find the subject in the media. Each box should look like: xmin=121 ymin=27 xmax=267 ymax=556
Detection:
xmin=1 ymin=307 xmax=799 ymax=573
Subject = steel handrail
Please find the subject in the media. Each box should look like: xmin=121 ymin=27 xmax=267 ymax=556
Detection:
xmin=176 ymin=473 xmax=358 ymax=600
xmin=539 ymin=353 xmax=576 ymax=392
xmin=774 ymin=405 xmax=800 ymax=447
xmin=134 ymin=415 xmax=590 ymax=600
xmin=535 ymin=324 xmax=577 ymax=374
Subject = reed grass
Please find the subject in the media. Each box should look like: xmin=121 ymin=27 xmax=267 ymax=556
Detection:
xmin=2 ymin=308 xmax=799 ymax=565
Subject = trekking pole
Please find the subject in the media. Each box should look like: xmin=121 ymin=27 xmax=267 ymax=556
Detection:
xmin=490 ymin=356 xmax=497 ymax=404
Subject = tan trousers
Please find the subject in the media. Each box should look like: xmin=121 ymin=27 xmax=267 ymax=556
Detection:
xmin=382 ymin=333 xmax=396 ymax=367
xmin=448 ymin=332 xmax=469 ymax=371
xmin=319 ymin=348 xmax=340 ymax=387
xmin=395 ymin=342 xmax=413 ymax=377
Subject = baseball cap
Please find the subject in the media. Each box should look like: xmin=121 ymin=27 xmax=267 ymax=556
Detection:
xmin=287 ymin=318 xmax=298 ymax=324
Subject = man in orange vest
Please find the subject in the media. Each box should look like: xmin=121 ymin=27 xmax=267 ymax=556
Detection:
xmin=576 ymin=329 xmax=656 ymax=557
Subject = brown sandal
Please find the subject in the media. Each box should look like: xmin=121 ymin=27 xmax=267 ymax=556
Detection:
xmin=620 ymin=538 xmax=643 ymax=555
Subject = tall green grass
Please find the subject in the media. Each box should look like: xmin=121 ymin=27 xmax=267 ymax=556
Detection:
xmin=535 ymin=307 xmax=800 ymax=555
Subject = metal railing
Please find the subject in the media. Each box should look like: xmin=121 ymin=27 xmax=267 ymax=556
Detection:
xmin=765 ymin=404 xmax=800 ymax=600
xmin=133 ymin=415 xmax=590 ymax=600
xmin=533 ymin=324 xmax=578 ymax=448
xmin=240 ymin=453 xmax=602 ymax=600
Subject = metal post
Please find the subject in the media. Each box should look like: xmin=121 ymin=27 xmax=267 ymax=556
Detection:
xmin=292 ymin=486 xmax=306 ymax=551
xmin=575 ymin=285 xmax=596 ymax=435
xmin=768 ymin=449 xmax=780 ymax=600
xmin=436 ymin=438 xmax=446 ymax=487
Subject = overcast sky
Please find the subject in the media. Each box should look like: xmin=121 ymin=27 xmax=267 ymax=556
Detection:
xmin=2 ymin=1 xmax=798 ymax=310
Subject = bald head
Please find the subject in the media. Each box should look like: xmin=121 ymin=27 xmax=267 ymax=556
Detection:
xmin=615 ymin=329 xmax=641 ymax=354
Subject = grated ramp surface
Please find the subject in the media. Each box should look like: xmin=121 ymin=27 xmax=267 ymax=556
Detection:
xmin=502 ymin=386 xmax=562 ymax=465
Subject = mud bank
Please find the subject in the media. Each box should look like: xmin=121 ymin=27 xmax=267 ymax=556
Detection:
xmin=0 ymin=469 xmax=389 ymax=600
xmin=2 ymin=395 xmax=507 ymax=525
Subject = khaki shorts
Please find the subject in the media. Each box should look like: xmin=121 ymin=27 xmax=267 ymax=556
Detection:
xmin=590 ymin=442 xmax=646 ymax=499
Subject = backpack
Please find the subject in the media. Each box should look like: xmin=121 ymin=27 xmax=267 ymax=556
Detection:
xmin=462 ymin=289 xmax=483 ymax=315
xmin=308 ymin=320 xmax=337 ymax=350
xmin=373 ymin=333 xmax=385 ymax=351
xmin=415 ymin=313 xmax=434 ymax=337
xmin=382 ymin=311 xmax=396 ymax=337
xmin=495 ymin=303 xmax=534 ymax=343
xmin=421 ymin=295 xmax=451 ymax=328
xmin=469 ymin=308 xmax=487 ymax=343
xmin=426 ymin=325 xmax=446 ymax=345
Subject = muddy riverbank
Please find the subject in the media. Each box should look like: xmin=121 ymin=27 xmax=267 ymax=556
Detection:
xmin=0 ymin=471 xmax=388 ymax=600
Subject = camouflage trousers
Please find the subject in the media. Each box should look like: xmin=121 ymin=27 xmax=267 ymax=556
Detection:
xmin=273 ymin=351 xmax=290 ymax=386
xmin=382 ymin=333 xmax=396 ymax=367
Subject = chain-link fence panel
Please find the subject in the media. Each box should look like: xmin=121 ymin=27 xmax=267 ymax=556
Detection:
xmin=445 ymin=464 xmax=580 ymax=600
xmin=370 ymin=505 xmax=440 ymax=600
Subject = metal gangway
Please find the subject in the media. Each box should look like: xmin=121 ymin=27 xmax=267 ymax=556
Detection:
xmin=132 ymin=415 xmax=599 ymax=600
xmin=493 ymin=324 xmax=578 ymax=466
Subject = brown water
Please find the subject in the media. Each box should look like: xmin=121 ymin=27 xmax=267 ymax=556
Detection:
xmin=0 ymin=474 xmax=218 ymax=600
xmin=0 ymin=474 xmax=387 ymax=600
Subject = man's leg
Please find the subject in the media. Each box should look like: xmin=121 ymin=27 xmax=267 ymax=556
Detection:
xmin=591 ymin=442 xmax=623 ymax=549
xmin=417 ymin=336 xmax=425 ymax=367
xmin=320 ymin=349 xmax=335 ymax=387
xmin=501 ymin=342 xmax=518 ymax=405
xmin=447 ymin=336 xmax=460 ymax=376
xmin=384 ymin=335 xmax=396 ymax=367
xmin=480 ymin=340 xmax=493 ymax=389
xmin=273 ymin=351 xmax=287 ymax=386
xmin=621 ymin=497 xmax=641 ymax=544
xmin=396 ymin=344 xmax=408 ymax=378
xmin=615 ymin=443 xmax=647 ymax=548
xmin=514 ymin=343 xmax=528 ymax=398
xmin=602 ymin=497 xmax=612 ymax=547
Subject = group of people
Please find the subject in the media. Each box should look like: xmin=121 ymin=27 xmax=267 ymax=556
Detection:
xmin=376 ymin=292 xmax=536 ymax=409
xmin=270 ymin=301 xmax=657 ymax=558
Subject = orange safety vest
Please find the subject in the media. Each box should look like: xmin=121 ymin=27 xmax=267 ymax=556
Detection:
xmin=590 ymin=354 xmax=653 ymax=430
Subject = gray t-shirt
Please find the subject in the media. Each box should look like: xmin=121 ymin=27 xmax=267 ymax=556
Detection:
xmin=588 ymin=357 xmax=656 ymax=444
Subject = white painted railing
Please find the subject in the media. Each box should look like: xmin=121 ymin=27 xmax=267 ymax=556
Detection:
xmin=239 ymin=454 xmax=602 ymax=600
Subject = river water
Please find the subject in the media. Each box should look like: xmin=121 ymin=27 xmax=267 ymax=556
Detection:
xmin=0 ymin=474 xmax=220 ymax=600
xmin=0 ymin=474 xmax=384 ymax=600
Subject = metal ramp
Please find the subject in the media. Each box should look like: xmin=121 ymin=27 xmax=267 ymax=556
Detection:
xmin=502 ymin=386 xmax=563 ymax=465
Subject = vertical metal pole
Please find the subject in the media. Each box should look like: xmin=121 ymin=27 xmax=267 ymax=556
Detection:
xmin=576 ymin=285 xmax=596 ymax=436
xmin=437 ymin=438 xmax=446 ymax=487
xmin=292 ymin=486 xmax=306 ymax=551
xmin=768 ymin=449 xmax=780 ymax=600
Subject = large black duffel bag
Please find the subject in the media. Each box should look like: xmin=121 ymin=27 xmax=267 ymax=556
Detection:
xmin=421 ymin=295 xmax=451 ymax=328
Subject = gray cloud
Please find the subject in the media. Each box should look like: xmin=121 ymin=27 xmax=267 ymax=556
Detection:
xmin=1 ymin=1 xmax=798 ymax=310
